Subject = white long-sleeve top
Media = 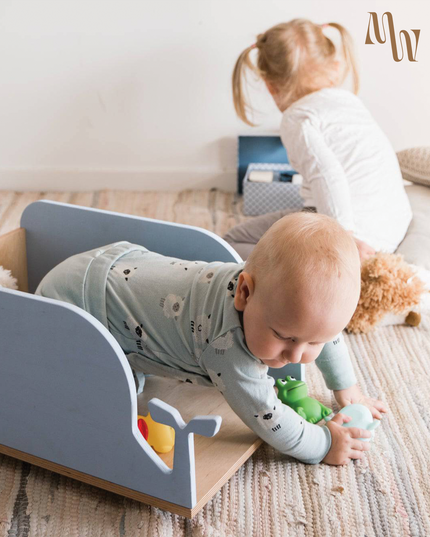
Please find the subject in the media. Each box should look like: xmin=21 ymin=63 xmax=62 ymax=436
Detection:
xmin=280 ymin=88 xmax=412 ymax=253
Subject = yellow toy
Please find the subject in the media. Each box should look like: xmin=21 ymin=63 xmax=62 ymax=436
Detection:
xmin=138 ymin=413 xmax=175 ymax=454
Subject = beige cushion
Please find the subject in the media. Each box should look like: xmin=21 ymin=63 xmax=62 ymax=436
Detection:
xmin=397 ymin=147 xmax=430 ymax=187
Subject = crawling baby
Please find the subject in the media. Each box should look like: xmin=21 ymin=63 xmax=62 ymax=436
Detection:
xmin=35 ymin=212 xmax=387 ymax=465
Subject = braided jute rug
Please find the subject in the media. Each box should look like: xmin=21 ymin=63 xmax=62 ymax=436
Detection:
xmin=0 ymin=190 xmax=430 ymax=537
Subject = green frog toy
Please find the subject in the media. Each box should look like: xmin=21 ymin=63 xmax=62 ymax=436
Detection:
xmin=276 ymin=376 xmax=332 ymax=424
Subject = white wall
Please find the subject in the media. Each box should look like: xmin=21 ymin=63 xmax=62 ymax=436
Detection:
xmin=0 ymin=0 xmax=428 ymax=191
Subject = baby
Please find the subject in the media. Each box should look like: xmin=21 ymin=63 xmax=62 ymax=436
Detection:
xmin=35 ymin=212 xmax=387 ymax=465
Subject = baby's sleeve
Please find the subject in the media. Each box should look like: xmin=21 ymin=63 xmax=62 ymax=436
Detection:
xmin=280 ymin=110 xmax=355 ymax=233
xmin=199 ymin=330 xmax=332 ymax=464
xmin=315 ymin=332 xmax=357 ymax=391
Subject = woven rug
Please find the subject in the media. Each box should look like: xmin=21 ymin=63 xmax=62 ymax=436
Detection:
xmin=0 ymin=190 xmax=430 ymax=537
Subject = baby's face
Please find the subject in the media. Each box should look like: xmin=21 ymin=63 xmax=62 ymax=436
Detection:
xmin=234 ymin=271 xmax=359 ymax=368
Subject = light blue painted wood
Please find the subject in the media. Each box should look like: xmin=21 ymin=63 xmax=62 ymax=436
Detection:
xmin=0 ymin=289 xmax=222 ymax=508
xmin=21 ymin=200 xmax=242 ymax=293
xmin=0 ymin=199 xmax=304 ymax=509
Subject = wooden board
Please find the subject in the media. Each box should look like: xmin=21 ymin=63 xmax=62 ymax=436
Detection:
xmin=0 ymin=227 xmax=28 ymax=291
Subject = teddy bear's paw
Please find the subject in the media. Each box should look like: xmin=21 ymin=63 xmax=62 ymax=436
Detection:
xmin=405 ymin=311 xmax=421 ymax=327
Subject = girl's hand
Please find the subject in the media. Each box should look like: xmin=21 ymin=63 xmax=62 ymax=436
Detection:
xmin=333 ymin=384 xmax=389 ymax=420
xmin=354 ymin=237 xmax=376 ymax=263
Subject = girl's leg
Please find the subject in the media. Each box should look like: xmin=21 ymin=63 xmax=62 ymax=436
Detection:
xmin=223 ymin=208 xmax=296 ymax=261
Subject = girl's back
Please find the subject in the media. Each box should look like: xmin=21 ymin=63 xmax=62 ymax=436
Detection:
xmin=281 ymin=87 xmax=412 ymax=252
xmin=232 ymin=19 xmax=412 ymax=256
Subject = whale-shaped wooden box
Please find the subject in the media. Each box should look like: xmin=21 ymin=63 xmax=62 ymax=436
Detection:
xmin=0 ymin=200 xmax=303 ymax=517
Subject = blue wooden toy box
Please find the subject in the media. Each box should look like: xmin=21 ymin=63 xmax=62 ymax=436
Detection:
xmin=0 ymin=200 xmax=304 ymax=517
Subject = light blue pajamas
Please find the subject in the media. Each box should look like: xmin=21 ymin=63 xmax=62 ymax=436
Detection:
xmin=35 ymin=241 xmax=357 ymax=464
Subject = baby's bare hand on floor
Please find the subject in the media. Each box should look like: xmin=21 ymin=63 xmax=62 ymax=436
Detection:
xmin=322 ymin=413 xmax=371 ymax=466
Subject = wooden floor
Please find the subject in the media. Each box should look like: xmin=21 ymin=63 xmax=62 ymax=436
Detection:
xmin=0 ymin=189 xmax=249 ymax=237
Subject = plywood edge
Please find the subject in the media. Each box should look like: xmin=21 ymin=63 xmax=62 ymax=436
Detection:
xmin=0 ymin=438 xmax=263 ymax=519
xmin=0 ymin=442 xmax=194 ymax=518
xmin=191 ymin=437 xmax=263 ymax=517
xmin=0 ymin=227 xmax=28 ymax=292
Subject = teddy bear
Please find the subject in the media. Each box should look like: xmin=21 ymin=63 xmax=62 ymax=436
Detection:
xmin=0 ymin=265 xmax=18 ymax=290
xmin=346 ymin=252 xmax=430 ymax=334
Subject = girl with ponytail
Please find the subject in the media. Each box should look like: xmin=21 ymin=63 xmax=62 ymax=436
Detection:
xmin=225 ymin=19 xmax=412 ymax=263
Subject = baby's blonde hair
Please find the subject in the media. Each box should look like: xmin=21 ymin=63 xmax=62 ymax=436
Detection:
xmin=245 ymin=212 xmax=360 ymax=297
xmin=233 ymin=19 xmax=360 ymax=126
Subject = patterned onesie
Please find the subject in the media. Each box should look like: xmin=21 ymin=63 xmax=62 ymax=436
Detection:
xmin=35 ymin=241 xmax=357 ymax=464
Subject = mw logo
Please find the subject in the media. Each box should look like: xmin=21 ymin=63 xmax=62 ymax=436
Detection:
xmin=365 ymin=12 xmax=420 ymax=62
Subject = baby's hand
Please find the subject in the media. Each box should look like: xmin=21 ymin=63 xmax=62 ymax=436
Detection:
xmin=334 ymin=384 xmax=389 ymax=420
xmin=322 ymin=413 xmax=372 ymax=465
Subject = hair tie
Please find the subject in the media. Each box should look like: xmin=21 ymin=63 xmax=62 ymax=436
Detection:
xmin=321 ymin=23 xmax=329 ymax=29
xmin=251 ymin=43 xmax=256 ymax=49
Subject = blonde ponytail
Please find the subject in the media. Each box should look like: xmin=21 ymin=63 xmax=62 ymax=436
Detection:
xmin=232 ymin=20 xmax=360 ymax=125
xmin=326 ymin=22 xmax=360 ymax=94
xmin=232 ymin=45 xmax=259 ymax=126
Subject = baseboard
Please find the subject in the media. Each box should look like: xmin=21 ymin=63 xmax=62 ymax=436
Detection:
xmin=0 ymin=167 xmax=237 ymax=192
